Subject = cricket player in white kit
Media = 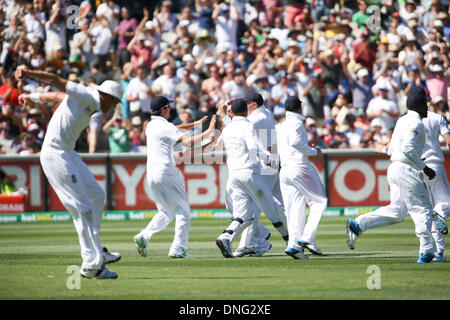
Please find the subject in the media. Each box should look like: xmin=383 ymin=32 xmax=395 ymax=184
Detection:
xmin=346 ymin=87 xmax=438 ymax=263
xmin=133 ymin=96 xmax=216 ymax=258
xmin=213 ymin=99 xmax=288 ymax=258
xmin=15 ymin=68 xmax=123 ymax=279
xmin=421 ymin=110 xmax=450 ymax=262
xmin=277 ymin=97 xmax=327 ymax=259
xmin=233 ymin=93 xmax=287 ymax=257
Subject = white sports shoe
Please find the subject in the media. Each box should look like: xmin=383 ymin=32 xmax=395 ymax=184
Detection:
xmin=80 ymin=266 xmax=118 ymax=279
xmin=284 ymin=247 xmax=308 ymax=260
xmin=298 ymin=241 xmax=323 ymax=256
xmin=102 ymin=247 xmax=121 ymax=264
xmin=133 ymin=234 xmax=147 ymax=257
xmin=168 ymin=248 xmax=195 ymax=259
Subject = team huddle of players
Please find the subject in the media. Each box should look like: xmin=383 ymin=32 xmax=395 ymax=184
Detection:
xmin=14 ymin=67 xmax=449 ymax=279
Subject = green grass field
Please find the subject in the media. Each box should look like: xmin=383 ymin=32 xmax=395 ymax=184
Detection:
xmin=0 ymin=216 xmax=448 ymax=300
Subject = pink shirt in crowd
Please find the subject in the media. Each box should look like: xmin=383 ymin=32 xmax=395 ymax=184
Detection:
xmin=118 ymin=18 xmax=138 ymax=50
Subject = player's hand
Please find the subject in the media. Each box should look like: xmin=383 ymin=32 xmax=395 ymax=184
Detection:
xmin=15 ymin=68 xmax=29 ymax=80
xmin=208 ymin=115 xmax=216 ymax=131
xmin=18 ymin=93 xmax=31 ymax=106
xmin=195 ymin=116 xmax=208 ymax=126
xmin=423 ymin=166 xmax=435 ymax=180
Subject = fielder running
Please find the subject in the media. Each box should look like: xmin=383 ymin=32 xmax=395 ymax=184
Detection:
xmin=232 ymin=93 xmax=287 ymax=257
xmin=133 ymin=96 xmax=216 ymax=258
xmin=346 ymin=87 xmax=437 ymax=263
xmin=15 ymin=68 xmax=122 ymax=279
xmin=211 ymin=99 xmax=288 ymax=258
xmin=277 ymin=96 xmax=327 ymax=259
xmin=422 ymin=110 xmax=450 ymax=262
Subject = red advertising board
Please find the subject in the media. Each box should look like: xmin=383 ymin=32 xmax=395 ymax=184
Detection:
xmin=1 ymin=152 xmax=449 ymax=212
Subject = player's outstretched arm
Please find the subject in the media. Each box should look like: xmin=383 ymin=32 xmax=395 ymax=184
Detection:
xmin=176 ymin=116 xmax=208 ymax=131
xmin=18 ymin=92 xmax=66 ymax=106
xmin=15 ymin=68 xmax=67 ymax=93
xmin=178 ymin=115 xmax=216 ymax=147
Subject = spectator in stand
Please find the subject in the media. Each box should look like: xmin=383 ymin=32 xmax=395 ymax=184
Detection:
xmin=71 ymin=19 xmax=94 ymax=69
xmin=353 ymin=31 xmax=377 ymax=73
xmin=366 ymin=81 xmax=399 ymax=134
xmin=44 ymin=2 xmax=66 ymax=60
xmin=351 ymin=0 xmax=370 ymax=29
xmin=155 ymin=1 xmax=178 ymax=34
xmin=212 ymin=1 xmax=239 ymax=52
xmin=82 ymin=62 xmax=107 ymax=86
xmin=345 ymin=67 xmax=374 ymax=112
xmin=103 ymin=107 xmax=130 ymax=153
xmin=425 ymin=64 xmax=448 ymax=106
xmin=117 ymin=7 xmax=138 ymax=69
xmin=0 ymin=75 xmax=20 ymax=108
xmin=127 ymin=32 xmax=153 ymax=71
xmin=222 ymin=68 xmax=248 ymax=100
xmin=195 ymin=0 xmax=215 ymax=33
xmin=321 ymin=118 xmax=338 ymax=146
xmin=175 ymin=68 xmax=201 ymax=112
xmin=126 ymin=65 xmax=153 ymax=120
xmin=261 ymin=0 xmax=284 ymax=27
xmin=343 ymin=113 xmax=365 ymax=149
xmin=90 ymin=16 xmax=112 ymax=72
xmin=129 ymin=115 xmax=146 ymax=153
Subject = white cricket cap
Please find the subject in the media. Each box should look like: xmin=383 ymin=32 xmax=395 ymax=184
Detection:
xmin=377 ymin=81 xmax=389 ymax=90
xmin=145 ymin=20 xmax=155 ymax=30
xmin=204 ymin=57 xmax=215 ymax=65
xmin=131 ymin=116 xmax=142 ymax=126
xmin=433 ymin=96 xmax=444 ymax=103
xmin=179 ymin=20 xmax=190 ymax=28
xmin=357 ymin=68 xmax=369 ymax=78
xmin=370 ymin=118 xmax=383 ymax=127
xmin=429 ymin=64 xmax=443 ymax=72
xmin=182 ymin=54 xmax=194 ymax=63
xmin=97 ymin=80 xmax=124 ymax=102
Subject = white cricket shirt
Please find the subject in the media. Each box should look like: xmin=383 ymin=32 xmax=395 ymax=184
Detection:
xmin=388 ymin=110 xmax=426 ymax=171
xmin=42 ymin=81 xmax=100 ymax=151
xmin=422 ymin=111 xmax=450 ymax=164
xmin=222 ymin=116 xmax=270 ymax=174
xmin=277 ymin=111 xmax=318 ymax=168
xmin=247 ymin=105 xmax=276 ymax=150
xmin=146 ymin=116 xmax=184 ymax=174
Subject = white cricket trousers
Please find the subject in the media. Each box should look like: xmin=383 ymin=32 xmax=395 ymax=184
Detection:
xmin=221 ymin=170 xmax=282 ymax=241
xmin=139 ymin=168 xmax=191 ymax=252
xmin=238 ymin=172 xmax=286 ymax=251
xmin=280 ymin=164 xmax=327 ymax=249
xmin=40 ymin=147 xmax=105 ymax=271
xmin=424 ymin=161 xmax=450 ymax=253
xmin=356 ymin=161 xmax=436 ymax=255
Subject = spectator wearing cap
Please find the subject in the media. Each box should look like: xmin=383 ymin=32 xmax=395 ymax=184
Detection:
xmin=222 ymin=68 xmax=248 ymax=100
xmin=81 ymin=62 xmax=107 ymax=86
xmin=117 ymin=7 xmax=138 ymax=69
xmin=407 ymin=14 xmax=429 ymax=47
xmin=175 ymin=68 xmax=201 ymax=111
xmin=192 ymin=29 xmax=216 ymax=58
xmin=425 ymin=63 xmax=448 ymax=107
xmin=366 ymin=81 xmax=399 ymax=134
xmin=398 ymin=33 xmax=422 ymax=68
xmin=155 ymin=1 xmax=178 ymax=34
xmin=15 ymin=132 xmax=37 ymax=155
xmin=126 ymin=65 xmax=153 ymax=120
xmin=212 ymin=0 xmax=239 ymax=52
xmin=271 ymin=71 xmax=297 ymax=115
xmin=103 ymin=107 xmax=130 ymax=153
xmin=23 ymin=5 xmax=45 ymax=42
xmin=369 ymin=118 xmax=387 ymax=144
xmin=423 ymin=0 xmax=441 ymax=29
xmin=354 ymin=108 xmax=371 ymax=132
xmin=129 ymin=115 xmax=146 ymax=153
xmin=345 ymin=68 xmax=374 ymax=111
xmin=400 ymin=0 xmax=420 ymax=23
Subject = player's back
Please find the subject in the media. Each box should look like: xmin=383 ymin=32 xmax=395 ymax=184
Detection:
xmin=248 ymin=106 xmax=276 ymax=151
xmin=388 ymin=110 xmax=426 ymax=170
xmin=43 ymin=81 xmax=100 ymax=151
xmin=222 ymin=116 xmax=261 ymax=174
xmin=146 ymin=116 xmax=183 ymax=174
xmin=422 ymin=111 xmax=449 ymax=163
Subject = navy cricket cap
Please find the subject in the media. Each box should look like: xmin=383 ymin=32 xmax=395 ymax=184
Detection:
xmin=245 ymin=92 xmax=264 ymax=107
xmin=284 ymin=96 xmax=302 ymax=111
xmin=231 ymin=98 xmax=248 ymax=114
xmin=406 ymin=86 xmax=430 ymax=110
xmin=151 ymin=96 xmax=172 ymax=111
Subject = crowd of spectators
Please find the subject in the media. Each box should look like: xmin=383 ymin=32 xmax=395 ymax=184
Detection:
xmin=0 ymin=0 xmax=449 ymax=155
